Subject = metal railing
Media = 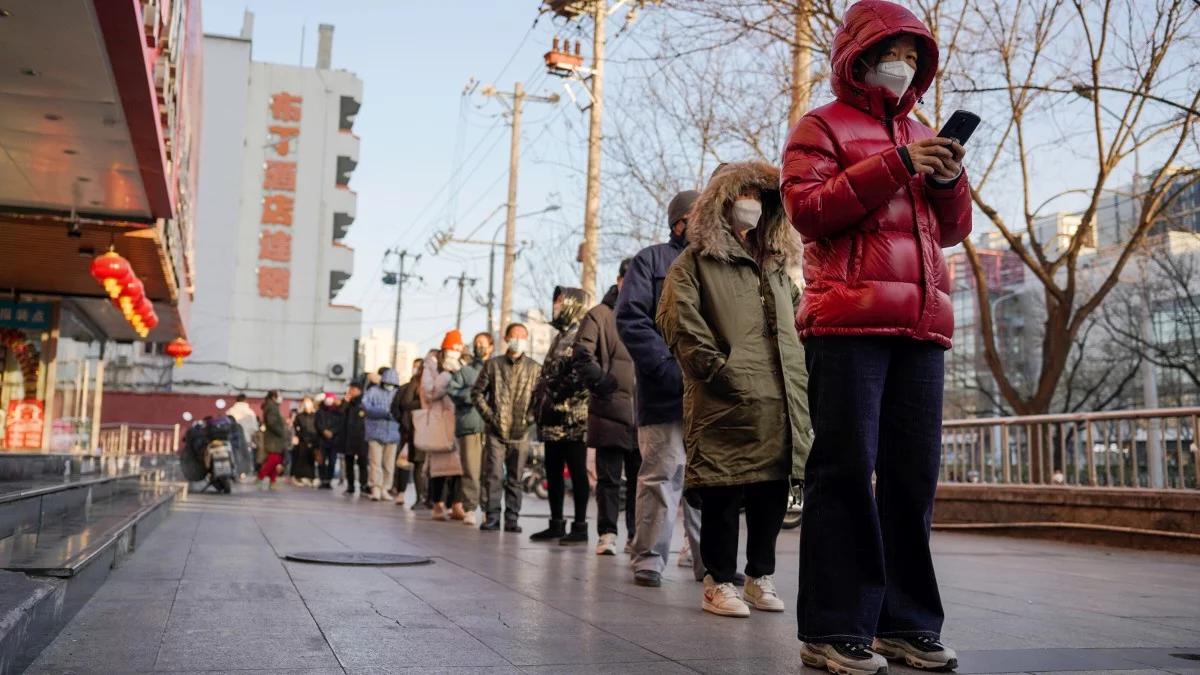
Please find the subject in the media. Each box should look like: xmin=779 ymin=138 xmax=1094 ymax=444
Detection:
xmin=941 ymin=408 xmax=1200 ymax=490
xmin=97 ymin=423 xmax=181 ymax=456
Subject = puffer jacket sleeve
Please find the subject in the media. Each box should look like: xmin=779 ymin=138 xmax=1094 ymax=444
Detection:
xmin=781 ymin=114 xmax=913 ymax=240
xmin=361 ymin=388 xmax=391 ymax=420
xmin=446 ymin=367 xmax=473 ymax=406
xmin=616 ymin=250 xmax=675 ymax=377
xmin=421 ymin=355 xmax=451 ymax=402
xmin=925 ymin=170 xmax=974 ymax=247
xmin=657 ymin=255 xmax=725 ymax=383
xmin=572 ymin=308 xmax=607 ymax=391
xmin=471 ymin=360 xmax=500 ymax=431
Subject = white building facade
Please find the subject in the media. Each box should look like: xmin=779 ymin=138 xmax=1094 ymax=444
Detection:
xmin=174 ymin=23 xmax=362 ymax=397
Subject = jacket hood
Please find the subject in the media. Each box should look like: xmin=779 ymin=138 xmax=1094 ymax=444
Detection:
xmin=687 ymin=161 xmax=802 ymax=268
xmin=552 ymin=286 xmax=590 ymax=329
xmin=601 ymin=285 xmax=619 ymax=309
xmin=831 ymin=0 xmax=938 ymax=118
xmin=379 ymin=368 xmax=399 ymax=387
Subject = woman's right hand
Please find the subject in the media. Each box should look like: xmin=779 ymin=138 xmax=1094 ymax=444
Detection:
xmin=905 ymin=137 xmax=955 ymax=175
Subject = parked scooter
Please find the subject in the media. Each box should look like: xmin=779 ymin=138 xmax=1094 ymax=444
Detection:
xmin=180 ymin=415 xmax=245 ymax=494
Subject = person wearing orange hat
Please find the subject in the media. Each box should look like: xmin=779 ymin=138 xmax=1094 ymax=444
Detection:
xmin=424 ymin=330 xmax=467 ymax=521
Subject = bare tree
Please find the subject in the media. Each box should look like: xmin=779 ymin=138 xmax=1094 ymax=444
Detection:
xmin=959 ymin=0 xmax=1200 ymax=415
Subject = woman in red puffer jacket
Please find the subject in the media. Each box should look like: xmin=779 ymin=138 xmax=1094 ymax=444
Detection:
xmin=780 ymin=1 xmax=970 ymax=673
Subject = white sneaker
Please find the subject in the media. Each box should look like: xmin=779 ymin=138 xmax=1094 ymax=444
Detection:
xmin=701 ymin=575 xmax=750 ymax=618
xmin=743 ymin=574 xmax=785 ymax=612
xmin=678 ymin=540 xmax=694 ymax=568
xmin=595 ymin=533 xmax=617 ymax=556
xmin=462 ymin=512 xmax=477 ymax=526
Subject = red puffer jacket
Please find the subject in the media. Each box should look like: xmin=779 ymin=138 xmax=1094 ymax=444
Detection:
xmin=780 ymin=0 xmax=972 ymax=349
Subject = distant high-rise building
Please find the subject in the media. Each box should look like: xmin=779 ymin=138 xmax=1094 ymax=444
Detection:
xmin=358 ymin=328 xmax=420 ymax=384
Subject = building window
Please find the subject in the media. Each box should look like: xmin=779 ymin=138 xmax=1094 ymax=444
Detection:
xmin=333 ymin=212 xmax=354 ymax=242
xmin=336 ymin=156 xmax=357 ymax=187
xmin=339 ymin=96 xmax=360 ymax=131
xmin=330 ymin=271 xmax=351 ymax=301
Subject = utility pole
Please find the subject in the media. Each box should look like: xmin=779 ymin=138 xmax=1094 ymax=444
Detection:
xmin=481 ymin=83 xmax=558 ymax=330
xmin=578 ymin=0 xmax=607 ymax=301
xmin=383 ymin=249 xmax=421 ymax=368
xmin=443 ymin=272 xmax=479 ymax=330
xmin=788 ymin=0 xmax=812 ymax=128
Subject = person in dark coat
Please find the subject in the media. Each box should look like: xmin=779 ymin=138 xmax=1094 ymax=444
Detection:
xmin=780 ymin=1 xmax=969 ymax=670
xmin=255 ymin=391 xmax=288 ymax=489
xmin=315 ymin=394 xmax=342 ymax=489
xmin=530 ymin=286 xmax=591 ymax=545
xmin=392 ymin=358 xmax=427 ymax=508
xmin=573 ymin=260 xmax=640 ymax=556
xmin=614 ymin=189 xmax=706 ymax=588
xmin=291 ymin=397 xmax=320 ymax=484
xmin=338 ymin=381 xmax=369 ymax=495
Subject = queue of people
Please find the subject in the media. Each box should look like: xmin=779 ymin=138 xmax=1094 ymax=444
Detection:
xmin=219 ymin=2 xmax=969 ymax=672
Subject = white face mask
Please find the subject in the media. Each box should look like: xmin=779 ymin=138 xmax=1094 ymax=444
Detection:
xmin=865 ymin=60 xmax=915 ymax=99
xmin=730 ymin=199 xmax=762 ymax=234
xmin=443 ymin=350 xmax=463 ymax=372
xmin=507 ymin=338 xmax=531 ymax=357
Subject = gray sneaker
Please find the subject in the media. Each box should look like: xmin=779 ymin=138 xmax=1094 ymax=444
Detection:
xmin=800 ymin=642 xmax=888 ymax=675
xmin=633 ymin=570 xmax=662 ymax=587
xmin=873 ymin=636 xmax=957 ymax=671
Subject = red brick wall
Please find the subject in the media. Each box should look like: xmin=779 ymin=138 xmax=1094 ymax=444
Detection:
xmin=101 ymin=391 xmax=298 ymax=426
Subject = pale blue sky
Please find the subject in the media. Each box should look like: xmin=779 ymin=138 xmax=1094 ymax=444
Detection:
xmin=202 ymin=0 xmax=594 ymax=350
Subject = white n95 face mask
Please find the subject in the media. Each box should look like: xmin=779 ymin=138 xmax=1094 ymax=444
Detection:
xmin=866 ymin=60 xmax=915 ymax=99
xmin=731 ymin=199 xmax=763 ymax=234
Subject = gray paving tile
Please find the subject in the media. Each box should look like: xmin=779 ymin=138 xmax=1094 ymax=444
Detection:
xmin=321 ymin=624 xmax=511 ymax=669
xmin=153 ymin=626 xmax=339 ymax=672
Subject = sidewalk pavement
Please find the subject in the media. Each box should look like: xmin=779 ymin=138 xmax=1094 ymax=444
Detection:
xmin=27 ymin=482 xmax=1200 ymax=674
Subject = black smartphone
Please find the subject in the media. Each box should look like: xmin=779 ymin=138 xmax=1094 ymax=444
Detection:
xmin=937 ymin=110 xmax=981 ymax=146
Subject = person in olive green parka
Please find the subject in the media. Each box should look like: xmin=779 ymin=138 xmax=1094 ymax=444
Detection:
xmin=657 ymin=160 xmax=812 ymax=618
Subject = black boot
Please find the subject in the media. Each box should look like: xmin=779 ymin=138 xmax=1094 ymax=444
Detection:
xmin=480 ymin=516 xmax=501 ymax=531
xmin=530 ymin=518 xmax=566 ymax=541
xmin=559 ymin=521 xmax=589 ymax=546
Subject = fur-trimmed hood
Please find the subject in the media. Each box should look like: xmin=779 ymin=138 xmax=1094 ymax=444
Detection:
xmin=687 ymin=160 xmax=802 ymax=269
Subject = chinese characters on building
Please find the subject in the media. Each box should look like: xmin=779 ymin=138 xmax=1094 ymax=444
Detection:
xmin=258 ymin=92 xmax=302 ymax=299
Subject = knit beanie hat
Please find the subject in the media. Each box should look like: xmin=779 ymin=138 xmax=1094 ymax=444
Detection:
xmin=667 ymin=190 xmax=700 ymax=229
xmin=441 ymin=329 xmax=465 ymax=351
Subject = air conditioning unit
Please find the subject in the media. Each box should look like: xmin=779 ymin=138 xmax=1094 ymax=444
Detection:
xmin=327 ymin=363 xmax=347 ymax=380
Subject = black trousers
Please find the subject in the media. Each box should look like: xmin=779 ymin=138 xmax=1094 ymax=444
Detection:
xmin=697 ymin=480 xmax=789 ymax=584
xmin=428 ymin=475 xmax=462 ymax=504
xmin=799 ymin=336 xmax=946 ymax=644
xmin=595 ymin=445 xmax=640 ymax=536
xmin=544 ymin=439 xmax=589 ymax=523
xmin=318 ymin=442 xmax=336 ymax=485
xmin=342 ymin=451 xmax=368 ymax=491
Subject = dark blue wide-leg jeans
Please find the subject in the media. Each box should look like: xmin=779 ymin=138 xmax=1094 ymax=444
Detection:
xmin=797 ymin=336 xmax=946 ymax=645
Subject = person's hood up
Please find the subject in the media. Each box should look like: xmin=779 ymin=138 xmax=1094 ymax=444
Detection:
xmin=688 ymin=161 xmax=801 ymax=269
xmin=379 ymin=368 xmax=400 ymax=387
xmin=831 ymin=0 xmax=938 ymax=118
xmin=551 ymin=286 xmax=590 ymax=330
xmin=601 ymin=285 xmax=619 ymax=309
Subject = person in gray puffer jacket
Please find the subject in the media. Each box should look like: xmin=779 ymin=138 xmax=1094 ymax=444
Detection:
xmin=361 ymin=367 xmax=401 ymax=501
xmin=530 ymin=286 xmax=591 ymax=545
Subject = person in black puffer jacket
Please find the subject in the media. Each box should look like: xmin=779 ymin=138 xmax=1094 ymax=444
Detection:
xmin=530 ymin=286 xmax=591 ymax=545
xmin=574 ymin=260 xmax=639 ymax=556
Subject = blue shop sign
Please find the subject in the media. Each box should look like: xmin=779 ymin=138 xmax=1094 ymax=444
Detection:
xmin=0 ymin=301 xmax=53 ymax=331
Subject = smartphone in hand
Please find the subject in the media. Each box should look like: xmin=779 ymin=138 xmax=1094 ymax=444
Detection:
xmin=937 ymin=110 xmax=981 ymax=146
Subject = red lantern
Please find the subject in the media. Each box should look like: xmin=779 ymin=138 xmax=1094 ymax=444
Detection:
xmin=144 ymin=310 xmax=159 ymax=330
xmin=117 ymin=278 xmax=145 ymax=319
xmin=165 ymin=337 xmax=192 ymax=367
xmin=90 ymin=251 xmax=133 ymax=298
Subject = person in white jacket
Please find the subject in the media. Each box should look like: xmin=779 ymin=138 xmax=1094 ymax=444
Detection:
xmin=227 ymin=394 xmax=259 ymax=479
xmin=423 ymin=333 xmax=466 ymax=521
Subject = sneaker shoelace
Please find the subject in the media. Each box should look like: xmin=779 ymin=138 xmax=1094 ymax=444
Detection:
xmin=754 ymin=574 xmax=777 ymax=596
xmin=832 ymin=642 xmax=875 ymax=661
xmin=910 ymin=636 xmax=945 ymax=652
xmin=712 ymin=582 xmax=740 ymax=601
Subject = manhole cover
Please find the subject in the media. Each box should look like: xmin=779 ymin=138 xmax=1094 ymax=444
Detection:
xmin=284 ymin=551 xmax=432 ymax=566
